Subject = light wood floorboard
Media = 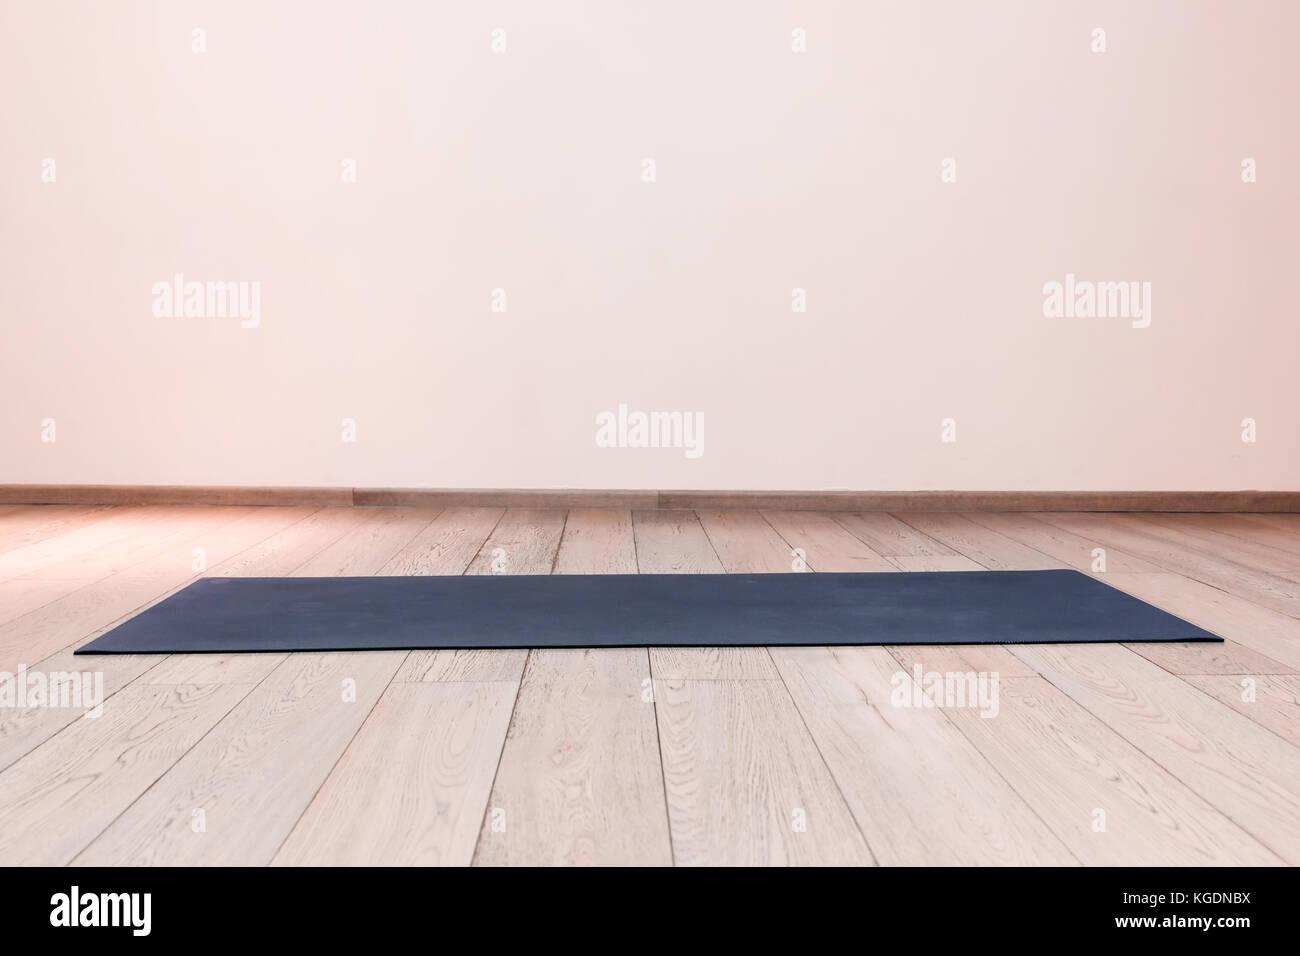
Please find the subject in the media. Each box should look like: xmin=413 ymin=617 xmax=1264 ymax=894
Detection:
xmin=0 ymin=505 xmax=1294 ymax=866
xmin=474 ymin=509 xmax=672 ymax=866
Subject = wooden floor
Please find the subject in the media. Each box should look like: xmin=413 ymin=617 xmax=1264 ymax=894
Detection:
xmin=1 ymin=504 xmax=1298 ymax=866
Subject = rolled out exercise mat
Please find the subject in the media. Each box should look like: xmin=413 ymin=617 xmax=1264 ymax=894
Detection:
xmin=75 ymin=569 xmax=1220 ymax=654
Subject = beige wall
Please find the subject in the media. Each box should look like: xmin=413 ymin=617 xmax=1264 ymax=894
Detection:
xmin=2 ymin=1 xmax=1297 ymax=490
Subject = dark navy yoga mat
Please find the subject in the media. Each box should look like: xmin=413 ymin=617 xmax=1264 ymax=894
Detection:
xmin=75 ymin=569 xmax=1219 ymax=654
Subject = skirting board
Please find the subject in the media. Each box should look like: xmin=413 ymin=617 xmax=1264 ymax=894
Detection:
xmin=0 ymin=485 xmax=354 ymax=507
xmin=1 ymin=485 xmax=1298 ymax=512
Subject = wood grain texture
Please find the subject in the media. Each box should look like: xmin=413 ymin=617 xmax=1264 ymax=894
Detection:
xmin=275 ymin=682 xmax=516 ymax=866
xmin=476 ymin=506 xmax=669 ymax=865
xmin=396 ymin=649 xmax=527 ymax=683
xmin=0 ymin=506 xmax=113 ymax=556
xmin=761 ymin=510 xmax=897 ymax=572
xmin=1105 ymin=572 xmax=1300 ymax=672
xmin=887 ymin=643 xmax=1039 ymax=679
xmin=0 ymin=683 xmax=253 ymax=864
xmin=465 ymin=508 xmax=566 ymax=576
xmin=893 ymin=513 xmax=1068 ymax=571
xmin=769 ymin=646 xmax=1074 ymax=865
xmin=963 ymin=512 xmax=1164 ymax=573
xmin=946 ymin=677 xmax=1282 ymax=865
xmin=648 ymin=645 xmax=779 ymax=680
xmin=631 ymin=510 xmax=724 ymax=574
xmin=695 ymin=510 xmax=798 ymax=572
xmin=291 ymin=507 xmax=439 ymax=576
xmin=377 ymin=507 xmax=504 ymax=576
xmin=1037 ymin=513 xmax=1300 ymax=619
xmin=553 ymin=509 xmax=637 ymax=575
xmin=0 ymin=651 xmax=164 ymax=773
xmin=0 ymin=504 xmax=1297 ymax=867
xmin=1259 ymin=517 xmax=1300 ymax=540
xmin=0 ymin=578 xmax=100 ymax=627
xmin=655 ymin=677 xmax=874 ymax=865
xmin=1128 ymin=515 xmax=1300 ymax=573
xmin=126 ymin=506 xmax=358 ymax=688
xmin=831 ymin=511 xmax=958 ymax=557
xmin=1009 ymin=643 xmax=1300 ymax=864
xmin=1238 ymin=513 xmax=1300 ymax=530
xmin=10 ymin=506 xmax=254 ymax=581
xmin=1124 ymin=639 xmax=1295 ymax=678
xmin=74 ymin=651 xmax=404 ymax=865
xmin=0 ymin=505 xmax=206 ymax=579
xmin=0 ymin=508 xmax=313 ymax=671
xmin=886 ymin=554 xmax=985 ymax=571
xmin=208 ymin=507 xmax=368 ymax=577
xmin=0 ymin=509 xmax=320 ymax=768
xmin=1190 ymin=514 xmax=1300 ymax=555
xmin=1182 ymin=675 xmax=1300 ymax=747
xmin=474 ymin=649 xmax=671 ymax=866
xmin=137 ymin=653 xmax=288 ymax=687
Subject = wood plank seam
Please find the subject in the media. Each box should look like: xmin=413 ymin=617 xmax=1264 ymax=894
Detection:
xmin=891 ymin=510 xmax=1300 ymax=730
xmin=62 ymin=673 xmax=277 ymax=865
xmin=0 ymin=507 xmax=346 ymax=817
xmin=757 ymin=511 xmax=1075 ymax=864
xmin=266 ymin=659 xmax=411 ymax=864
xmin=630 ymin=510 xmax=679 ymax=866
xmin=4 ymin=504 xmax=1299 ymax=866
xmin=0 ymin=508 xmax=326 ymax=768
xmin=466 ymin=647 xmax=531 ymax=865
xmin=1008 ymin=647 xmax=1300 ymax=864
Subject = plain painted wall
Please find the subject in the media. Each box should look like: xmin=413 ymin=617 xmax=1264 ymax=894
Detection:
xmin=2 ymin=0 xmax=1297 ymax=490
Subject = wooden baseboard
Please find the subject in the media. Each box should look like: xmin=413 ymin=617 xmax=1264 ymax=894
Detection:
xmin=0 ymin=485 xmax=353 ymax=507
xmin=1 ymin=485 xmax=1298 ymax=512
xmin=352 ymin=488 xmax=659 ymax=509
xmin=656 ymin=490 xmax=1300 ymax=512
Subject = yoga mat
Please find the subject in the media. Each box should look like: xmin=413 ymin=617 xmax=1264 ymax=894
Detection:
xmin=75 ymin=569 xmax=1219 ymax=654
